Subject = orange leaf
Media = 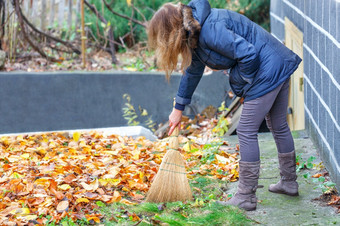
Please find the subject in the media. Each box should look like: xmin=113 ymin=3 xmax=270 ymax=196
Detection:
xmin=63 ymin=174 xmax=77 ymax=184
xmin=131 ymin=192 xmax=144 ymax=200
xmin=49 ymin=179 xmax=58 ymax=191
xmin=34 ymin=178 xmax=51 ymax=188
xmin=129 ymin=213 xmax=140 ymax=222
xmin=328 ymin=195 xmax=340 ymax=205
xmin=112 ymin=191 xmax=122 ymax=202
xmin=312 ymin=173 xmax=322 ymax=178
xmin=86 ymin=216 xmax=101 ymax=223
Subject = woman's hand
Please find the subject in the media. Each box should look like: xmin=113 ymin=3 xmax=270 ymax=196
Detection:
xmin=168 ymin=108 xmax=183 ymax=135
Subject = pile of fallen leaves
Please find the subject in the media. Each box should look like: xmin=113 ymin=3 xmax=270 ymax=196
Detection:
xmin=325 ymin=192 xmax=340 ymax=213
xmin=0 ymin=129 xmax=239 ymax=225
xmin=313 ymin=190 xmax=340 ymax=213
xmin=312 ymin=172 xmax=340 ymax=213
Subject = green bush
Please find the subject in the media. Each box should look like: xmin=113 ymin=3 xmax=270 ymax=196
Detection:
xmin=85 ymin=0 xmax=167 ymax=47
xmin=84 ymin=0 xmax=270 ymax=50
xmin=233 ymin=0 xmax=271 ymax=31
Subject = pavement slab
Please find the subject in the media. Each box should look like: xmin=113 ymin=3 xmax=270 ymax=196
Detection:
xmin=223 ymin=131 xmax=340 ymax=225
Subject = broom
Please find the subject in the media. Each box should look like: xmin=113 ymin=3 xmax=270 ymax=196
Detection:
xmin=146 ymin=104 xmax=192 ymax=203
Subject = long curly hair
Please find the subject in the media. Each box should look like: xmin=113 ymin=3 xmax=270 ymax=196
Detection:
xmin=147 ymin=3 xmax=201 ymax=80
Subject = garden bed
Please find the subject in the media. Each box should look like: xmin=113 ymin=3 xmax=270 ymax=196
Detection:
xmin=0 ymin=124 xmax=244 ymax=225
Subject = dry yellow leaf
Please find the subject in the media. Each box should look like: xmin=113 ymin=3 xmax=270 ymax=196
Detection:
xmin=216 ymin=154 xmax=229 ymax=164
xmin=103 ymin=150 xmax=119 ymax=155
xmin=48 ymin=141 xmax=57 ymax=148
xmin=41 ymin=197 xmax=53 ymax=207
xmin=81 ymin=179 xmax=99 ymax=191
xmin=76 ymin=198 xmax=90 ymax=204
xmin=230 ymin=168 xmax=239 ymax=178
xmin=17 ymin=215 xmax=38 ymax=221
xmin=79 ymin=140 xmax=87 ymax=147
xmin=120 ymin=199 xmax=136 ymax=205
xmin=183 ymin=142 xmax=193 ymax=152
xmin=10 ymin=207 xmax=30 ymax=215
xmin=72 ymin=155 xmax=87 ymax=160
xmin=20 ymin=153 xmax=30 ymax=159
xmin=35 ymin=147 xmax=46 ymax=155
xmin=10 ymin=172 xmax=24 ymax=179
xmin=73 ymin=132 xmax=81 ymax=142
xmin=99 ymin=178 xmax=121 ymax=187
xmin=98 ymin=179 xmax=108 ymax=186
xmin=58 ymin=184 xmax=71 ymax=191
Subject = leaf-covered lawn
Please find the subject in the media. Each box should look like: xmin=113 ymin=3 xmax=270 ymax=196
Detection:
xmin=0 ymin=128 xmax=240 ymax=225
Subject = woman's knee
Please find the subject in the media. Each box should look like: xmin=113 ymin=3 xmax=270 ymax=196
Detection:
xmin=236 ymin=122 xmax=258 ymax=139
xmin=269 ymin=121 xmax=290 ymax=134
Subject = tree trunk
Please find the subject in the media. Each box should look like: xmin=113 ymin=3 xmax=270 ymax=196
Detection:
xmin=68 ymin=0 xmax=73 ymax=31
xmin=49 ymin=0 xmax=56 ymax=28
xmin=0 ymin=0 xmax=4 ymax=50
xmin=75 ymin=0 xmax=80 ymax=30
xmin=23 ymin=0 xmax=29 ymax=20
xmin=84 ymin=0 xmax=118 ymax=64
xmin=58 ymin=0 xmax=65 ymax=28
xmin=41 ymin=0 xmax=47 ymax=30
xmin=30 ymin=0 xmax=37 ymax=23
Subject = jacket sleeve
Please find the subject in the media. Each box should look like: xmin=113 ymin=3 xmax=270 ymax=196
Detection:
xmin=205 ymin=22 xmax=260 ymax=83
xmin=175 ymin=53 xmax=205 ymax=110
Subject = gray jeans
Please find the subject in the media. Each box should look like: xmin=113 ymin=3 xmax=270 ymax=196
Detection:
xmin=237 ymin=79 xmax=294 ymax=162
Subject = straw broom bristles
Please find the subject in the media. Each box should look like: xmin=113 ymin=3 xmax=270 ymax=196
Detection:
xmin=146 ymin=126 xmax=192 ymax=203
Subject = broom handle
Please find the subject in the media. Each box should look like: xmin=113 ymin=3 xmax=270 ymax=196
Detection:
xmin=169 ymin=98 xmax=180 ymax=149
xmin=172 ymin=126 xmax=180 ymax=136
xmin=169 ymin=126 xmax=179 ymax=149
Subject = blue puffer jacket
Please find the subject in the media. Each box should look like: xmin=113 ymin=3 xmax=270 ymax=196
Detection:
xmin=175 ymin=0 xmax=302 ymax=110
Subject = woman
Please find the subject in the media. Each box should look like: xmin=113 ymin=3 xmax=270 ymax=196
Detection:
xmin=148 ymin=0 xmax=301 ymax=211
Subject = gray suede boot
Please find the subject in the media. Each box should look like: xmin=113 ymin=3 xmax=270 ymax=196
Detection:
xmin=269 ymin=150 xmax=299 ymax=196
xmin=217 ymin=160 xmax=260 ymax=211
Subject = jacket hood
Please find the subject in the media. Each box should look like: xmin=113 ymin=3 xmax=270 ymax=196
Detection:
xmin=188 ymin=0 xmax=211 ymax=26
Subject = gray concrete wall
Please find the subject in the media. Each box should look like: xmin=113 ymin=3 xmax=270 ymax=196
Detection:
xmin=270 ymin=0 xmax=340 ymax=188
xmin=0 ymin=71 xmax=229 ymax=134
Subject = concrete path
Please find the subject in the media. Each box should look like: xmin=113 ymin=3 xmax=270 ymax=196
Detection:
xmin=224 ymin=131 xmax=340 ymax=225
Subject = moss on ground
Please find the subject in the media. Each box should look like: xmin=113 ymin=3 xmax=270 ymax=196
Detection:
xmin=99 ymin=176 xmax=253 ymax=225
